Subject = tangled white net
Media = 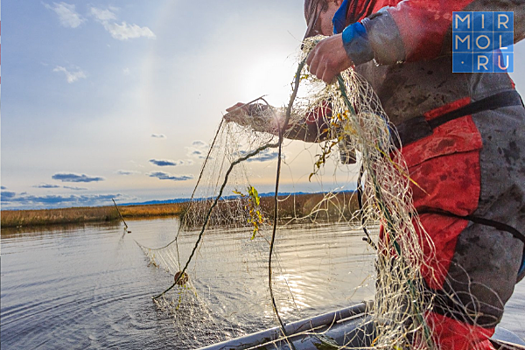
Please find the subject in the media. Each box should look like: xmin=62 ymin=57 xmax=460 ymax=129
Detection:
xmin=138 ymin=36 xmax=439 ymax=349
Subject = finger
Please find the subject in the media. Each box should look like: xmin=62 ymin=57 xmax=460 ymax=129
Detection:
xmin=322 ymin=64 xmax=336 ymax=84
xmin=306 ymin=48 xmax=315 ymax=67
xmin=323 ymin=73 xmax=335 ymax=84
xmin=223 ymin=111 xmax=238 ymax=121
xmin=307 ymin=51 xmax=321 ymax=79
xmin=314 ymin=58 xmax=326 ymax=84
xmin=226 ymin=102 xmax=246 ymax=113
xmin=224 ymin=111 xmax=244 ymax=124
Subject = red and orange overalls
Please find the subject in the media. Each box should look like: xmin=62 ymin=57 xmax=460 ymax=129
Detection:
xmin=330 ymin=0 xmax=525 ymax=348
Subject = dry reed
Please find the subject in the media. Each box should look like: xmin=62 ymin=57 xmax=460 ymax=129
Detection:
xmin=1 ymin=203 xmax=187 ymax=228
xmin=1 ymin=193 xmax=358 ymax=228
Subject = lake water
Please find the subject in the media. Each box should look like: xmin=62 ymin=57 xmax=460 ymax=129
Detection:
xmin=1 ymin=217 xmax=524 ymax=349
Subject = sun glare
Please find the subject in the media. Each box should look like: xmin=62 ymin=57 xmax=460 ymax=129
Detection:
xmin=241 ymin=52 xmax=298 ymax=108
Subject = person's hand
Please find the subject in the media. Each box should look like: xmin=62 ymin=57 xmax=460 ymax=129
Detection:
xmin=306 ymin=33 xmax=353 ymax=84
xmin=224 ymin=101 xmax=283 ymax=135
xmin=224 ymin=102 xmax=250 ymax=126
xmin=224 ymin=102 xmax=270 ymax=126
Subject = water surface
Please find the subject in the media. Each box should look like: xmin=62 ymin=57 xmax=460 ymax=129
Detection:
xmin=1 ymin=218 xmax=523 ymax=349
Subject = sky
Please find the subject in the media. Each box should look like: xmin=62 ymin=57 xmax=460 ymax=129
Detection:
xmin=2 ymin=1 xmax=525 ymax=210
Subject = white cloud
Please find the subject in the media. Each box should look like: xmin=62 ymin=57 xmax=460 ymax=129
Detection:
xmin=117 ymin=170 xmax=141 ymax=175
xmin=90 ymin=7 xmax=117 ymax=22
xmin=2 ymin=192 xmax=122 ymax=209
xmin=149 ymin=159 xmax=180 ymax=167
xmin=103 ymin=21 xmax=156 ymax=41
xmin=148 ymin=171 xmax=193 ymax=181
xmin=52 ymin=172 xmax=103 ymax=182
xmin=192 ymin=140 xmax=207 ymax=147
xmin=149 ymin=159 xmax=193 ymax=167
xmin=44 ymin=2 xmax=85 ymax=28
xmin=186 ymin=140 xmax=210 ymax=159
xmin=63 ymin=186 xmax=88 ymax=190
xmin=53 ymin=66 xmax=87 ymax=83
xmin=90 ymin=6 xmax=156 ymax=41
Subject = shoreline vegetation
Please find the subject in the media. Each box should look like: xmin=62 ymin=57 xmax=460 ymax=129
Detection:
xmin=1 ymin=192 xmax=360 ymax=229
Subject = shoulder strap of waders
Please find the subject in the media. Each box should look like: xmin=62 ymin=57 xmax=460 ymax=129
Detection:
xmin=395 ymin=90 xmax=524 ymax=148
xmin=417 ymin=209 xmax=525 ymax=246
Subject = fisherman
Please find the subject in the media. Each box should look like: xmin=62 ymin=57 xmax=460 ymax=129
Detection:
xmin=225 ymin=0 xmax=525 ymax=349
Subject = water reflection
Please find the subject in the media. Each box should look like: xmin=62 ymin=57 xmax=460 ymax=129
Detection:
xmin=140 ymin=221 xmax=379 ymax=346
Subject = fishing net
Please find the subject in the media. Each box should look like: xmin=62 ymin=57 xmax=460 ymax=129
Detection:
xmin=138 ymin=35 xmax=438 ymax=349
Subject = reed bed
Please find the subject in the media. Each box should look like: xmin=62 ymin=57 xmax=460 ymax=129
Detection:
xmin=180 ymin=192 xmax=361 ymax=228
xmin=1 ymin=203 xmax=187 ymax=228
xmin=1 ymin=193 xmax=358 ymax=228
xmin=118 ymin=203 xmax=186 ymax=218
xmin=1 ymin=206 xmax=120 ymax=228
xmin=260 ymin=191 xmax=360 ymax=220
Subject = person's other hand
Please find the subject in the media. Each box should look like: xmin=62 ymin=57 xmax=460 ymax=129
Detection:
xmin=306 ymin=33 xmax=353 ymax=84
